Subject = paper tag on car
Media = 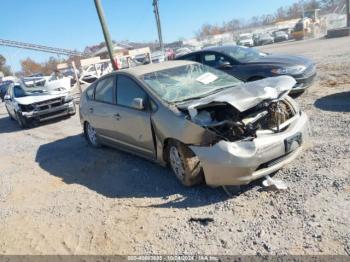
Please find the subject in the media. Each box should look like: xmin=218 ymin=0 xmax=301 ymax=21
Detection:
xmin=196 ymin=73 xmax=218 ymax=85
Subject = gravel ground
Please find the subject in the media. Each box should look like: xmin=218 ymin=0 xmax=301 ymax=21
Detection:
xmin=0 ymin=37 xmax=349 ymax=255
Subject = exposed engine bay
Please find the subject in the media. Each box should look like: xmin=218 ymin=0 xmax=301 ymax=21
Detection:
xmin=187 ymin=98 xmax=296 ymax=142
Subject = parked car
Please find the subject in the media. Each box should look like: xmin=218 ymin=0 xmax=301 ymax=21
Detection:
xmin=175 ymin=47 xmax=193 ymax=58
xmin=256 ymin=33 xmax=274 ymax=45
xmin=0 ymin=80 xmax=13 ymax=102
xmin=79 ymin=60 xmax=309 ymax=193
xmin=176 ymin=45 xmax=316 ymax=94
xmin=4 ymin=84 xmax=76 ymax=128
xmin=273 ymin=31 xmax=289 ymax=42
xmin=237 ymin=33 xmax=254 ymax=47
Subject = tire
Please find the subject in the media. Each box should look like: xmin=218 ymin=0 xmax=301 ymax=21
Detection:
xmin=222 ymin=185 xmax=241 ymax=197
xmin=167 ymin=140 xmax=204 ymax=187
xmin=15 ymin=111 xmax=28 ymax=128
xmin=84 ymin=122 xmax=101 ymax=147
xmin=6 ymin=106 xmax=14 ymax=120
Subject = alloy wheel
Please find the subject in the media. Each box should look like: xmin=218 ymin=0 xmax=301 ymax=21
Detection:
xmin=169 ymin=146 xmax=185 ymax=180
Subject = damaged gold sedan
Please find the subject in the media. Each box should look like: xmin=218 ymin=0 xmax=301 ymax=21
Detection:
xmin=79 ymin=60 xmax=309 ymax=193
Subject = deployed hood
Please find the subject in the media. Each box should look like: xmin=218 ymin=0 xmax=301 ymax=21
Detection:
xmin=14 ymin=93 xmax=65 ymax=105
xmin=184 ymin=75 xmax=296 ymax=116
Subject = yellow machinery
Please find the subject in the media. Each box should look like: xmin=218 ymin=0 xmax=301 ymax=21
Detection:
xmin=292 ymin=9 xmax=325 ymax=40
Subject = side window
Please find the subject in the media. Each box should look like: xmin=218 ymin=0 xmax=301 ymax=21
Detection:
xmin=182 ymin=54 xmax=198 ymax=62
xmin=95 ymin=76 xmax=114 ymax=103
xmin=86 ymin=84 xmax=95 ymax=100
xmin=116 ymin=75 xmax=147 ymax=109
xmin=203 ymin=53 xmax=216 ymax=67
xmin=203 ymin=53 xmax=231 ymax=67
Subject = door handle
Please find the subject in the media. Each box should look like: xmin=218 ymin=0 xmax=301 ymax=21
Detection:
xmin=89 ymin=107 xmax=94 ymax=113
xmin=114 ymin=113 xmax=121 ymax=120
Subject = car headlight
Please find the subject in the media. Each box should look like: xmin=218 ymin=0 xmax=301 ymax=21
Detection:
xmin=271 ymin=65 xmax=306 ymax=75
xmin=64 ymin=95 xmax=73 ymax=103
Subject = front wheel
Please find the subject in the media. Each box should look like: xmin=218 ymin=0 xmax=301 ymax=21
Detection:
xmin=222 ymin=185 xmax=241 ymax=197
xmin=6 ymin=106 xmax=14 ymax=120
xmin=15 ymin=111 xmax=28 ymax=128
xmin=167 ymin=141 xmax=204 ymax=187
xmin=84 ymin=122 xmax=101 ymax=147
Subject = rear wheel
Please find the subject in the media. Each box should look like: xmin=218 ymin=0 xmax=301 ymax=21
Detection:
xmin=167 ymin=140 xmax=204 ymax=187
xmin=84 ymin=122 xmax=101 ymax=147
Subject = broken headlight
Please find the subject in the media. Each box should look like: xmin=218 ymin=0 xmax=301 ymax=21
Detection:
xmin=271 ymin=65 xmax=306 ymax=75
xmin=63 ymin=95 xmax=73 ymax=103
xmin=19 ymin=104 xmax=35 ymax=112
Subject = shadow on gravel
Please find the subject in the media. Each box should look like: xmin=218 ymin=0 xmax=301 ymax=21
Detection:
xmin=35 ymin=135 xmax=229 ymax=208
xmin=314 ymin=91 xmax=350 ymax=112
xmin=0 ymin=115 xmax=21 ymax=133
xmin=0 ymin=109 xmax=72 ymax=134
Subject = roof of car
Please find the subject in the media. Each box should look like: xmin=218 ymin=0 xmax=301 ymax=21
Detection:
xmin=122 ymin=60 xmax=197 ymax=77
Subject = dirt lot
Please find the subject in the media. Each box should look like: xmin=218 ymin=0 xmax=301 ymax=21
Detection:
xmin=0 ymin=37 xmax=349 ymax=255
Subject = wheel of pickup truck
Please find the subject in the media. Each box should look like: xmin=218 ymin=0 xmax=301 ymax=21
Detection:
xmin=6 ymin=107 xmax=14 ymax=120
xmin=15 ymin=111 xmax=28 ymax=128
xmin=84 ymin=122 xmax=101 ymax=147
xmin=167 ymin=140 xmax=204 ymax=187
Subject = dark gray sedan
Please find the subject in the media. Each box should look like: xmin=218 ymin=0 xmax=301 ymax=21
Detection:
xmin=177 ymin=45 xmax=316 ymax=94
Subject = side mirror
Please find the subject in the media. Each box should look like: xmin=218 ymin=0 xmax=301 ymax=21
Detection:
xmin=218 ymin=61 xmax=232 ymax=69
xmin=131 ymin=98 xmax=145 ymax=110
xmin=4 ymin=94 xmax=11 ymax=101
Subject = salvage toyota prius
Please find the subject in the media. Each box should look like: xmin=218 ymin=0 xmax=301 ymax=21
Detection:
xmin=80 ymin=60 xmax=309 ymax=192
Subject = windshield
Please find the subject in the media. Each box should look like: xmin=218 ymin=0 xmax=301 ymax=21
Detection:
xmin=13 ymin=85 xmax=48 ymax=98
xmin=143 ymin=63 xmax=241 ymax=103
xmin=218 ymin=46 xmax=267 ymax=63
xmin=260 ymin=34 xmax=271 ymax=38
xmin=240 ymin=35 xmax=251 ymax=40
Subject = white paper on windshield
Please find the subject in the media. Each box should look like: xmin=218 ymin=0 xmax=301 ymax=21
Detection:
xmin=196 ymin=73 xmax=218 ymax=85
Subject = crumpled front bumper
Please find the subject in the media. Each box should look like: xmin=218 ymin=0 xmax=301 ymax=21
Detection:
xmin=21 ymin=101 xmax=75 ymax=122
xmin=190 ymin=112 xmax=309 ymax=186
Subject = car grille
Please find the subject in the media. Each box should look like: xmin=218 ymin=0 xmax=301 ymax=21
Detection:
xmin=39 ymin=109 xmax=68 ymax=120
xmin=34 ymin=98 xmax=64 ymax=111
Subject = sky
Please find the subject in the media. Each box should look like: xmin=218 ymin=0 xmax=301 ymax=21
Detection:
xmin=0 ymin=0 xmax=298 ymax=72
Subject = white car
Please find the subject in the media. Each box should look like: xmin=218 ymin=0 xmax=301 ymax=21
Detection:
xmin=238 ymin=33 xmax=254 ymax=47
xmin=4 ymin=84 xmax=76 ymax=128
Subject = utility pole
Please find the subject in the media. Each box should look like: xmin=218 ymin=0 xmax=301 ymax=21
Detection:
xmin=94 ymin=0 xmax=118 ymax=70
xmin=153 ymin=0 xmax=164 ymax=53
xmin=347 ymin=0 xmax=350 ymax=27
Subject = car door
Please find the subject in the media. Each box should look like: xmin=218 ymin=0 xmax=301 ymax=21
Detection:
xmin=87 ymin=75 xmax=118 ymax=139
xmin=179 ymin=53 xmax=200 ymax=63
xmin=112 ymin=74 xmax=155 ymax=159
xmin=200 ymin=52 xmax=246 ymax=81
xmin=5 ymin=86 xmax=15 ymax=117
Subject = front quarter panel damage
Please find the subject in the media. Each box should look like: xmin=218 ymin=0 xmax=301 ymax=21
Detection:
xmin=150 ymin=106 xmax=217 ymax=163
